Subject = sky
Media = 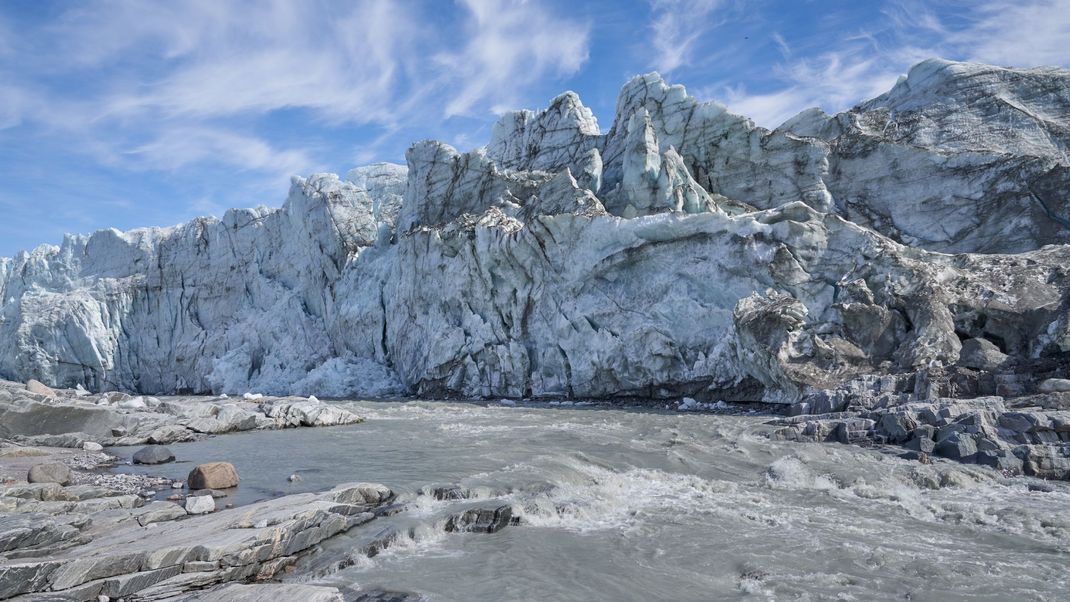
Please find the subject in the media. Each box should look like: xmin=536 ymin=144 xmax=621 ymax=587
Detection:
xmin=1 ymin=0 xmax=1068 ymax=257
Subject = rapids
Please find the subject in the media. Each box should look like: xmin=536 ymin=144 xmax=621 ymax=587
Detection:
xmin=112 ymin=401 xmax=1070 ymax=601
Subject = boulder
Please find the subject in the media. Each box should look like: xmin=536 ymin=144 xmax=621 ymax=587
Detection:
xmin=118 ymin=396 xmax=148 ymax=410
xmin=905 ymin=435 xmax=936 ymax=454
xmin=957 ymin=338 xmax=1008 ymax=371
xmin=878 ymin=412 xmax=917 ymax=444
xmin=82 ymin=441 xmax=103 ymax=452
xmin=25 ymin=379 xmax=56 ymax=397
xmin=132 ymin=445 xmax=175 ymax=465
xmin=1038 ymin=379 xmax=1070 ymax=393
xmin=444 ymin=505 xmax=516 ymax=533
xmin=977 ymin=450 xmax=1024 ymax=473
xmin=147 ymin=424 xmax=195 ymax=444
xmin=187 ymin=462 xmax=240 ymax=490
xmin=27 ymin=462 xmax=71 ymax=485
xmin=934 ymin=431 xmax=978 ymax=462
xmin=185 ymin=494 xmax=216 ymax=515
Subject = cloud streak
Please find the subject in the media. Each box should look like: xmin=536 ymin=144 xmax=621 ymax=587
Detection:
xmin=648 ymin=0 xmax=723 ymax=73
xmin=713 ymin=0 xmax=1070 ymax=129
xmin=2 ymin=0 xmax=594 ymax=178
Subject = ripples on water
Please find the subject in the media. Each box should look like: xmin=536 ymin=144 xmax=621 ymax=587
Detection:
xmin=114 ymin=400 xmax=1070 ymax=601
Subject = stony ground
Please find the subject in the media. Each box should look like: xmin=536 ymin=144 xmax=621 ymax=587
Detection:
xmin=3 ymin=369 xmax=1070 ymax=599
xmin=0 ymin=379 xmax=364 ymax=449
xmin=768 ymin=367 xmax=1070 ymax=479
xmin=0 ymin=378 xmax=388 ymax=600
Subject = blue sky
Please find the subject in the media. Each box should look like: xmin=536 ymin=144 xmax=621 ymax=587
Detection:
xmin=1 ymin=0 xmax=1068 ymax=257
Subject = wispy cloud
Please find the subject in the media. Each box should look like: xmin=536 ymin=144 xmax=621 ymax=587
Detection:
xmin=126 ymin=127 xmax=317 ymax=178
xmin=708 ymin=0 xmax=1070 ymax=128
xmin=648 ymin=0 xmax=723 ymax=73
xmin=0 ymin=0 xmax=593 ymax=224
xmin=0 ymin=0 xmax=594 ymax=172
xmin=437 ymin=0 xmax=591 ymax=117
xmin=54 ymin=0 xmax=420 ymax=124
xmin=717 ymin=51 xmax=900 ymax=127
xmin=952 ymin=0 xmax=1070 ymax=67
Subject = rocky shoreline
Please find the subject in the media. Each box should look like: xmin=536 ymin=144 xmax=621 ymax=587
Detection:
xmin=769 ymin=368 xmax=1070 ymax=479
xmin=2 ymin=364 xmax=1070 ymax=599
xmin=0 ymin=380 xmax=364 ymax=450
xmin=0 ymin=378 xmax=389 ymax=600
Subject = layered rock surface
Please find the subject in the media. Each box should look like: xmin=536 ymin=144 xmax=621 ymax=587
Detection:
xmin=0 ymin=58 xmax=1068 ymax=408
xmin=0 ymin=380 xmax=363 ymax=449
xmin=0 ymin=481 xmax=394 ymax=600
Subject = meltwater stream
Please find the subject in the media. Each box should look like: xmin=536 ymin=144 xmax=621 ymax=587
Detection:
xmin=114 ymin=401 xmax=1070 ymax=601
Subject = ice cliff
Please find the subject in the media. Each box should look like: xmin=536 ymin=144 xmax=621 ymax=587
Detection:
xmin=3 ymin=59 xmax=1070 ymax=402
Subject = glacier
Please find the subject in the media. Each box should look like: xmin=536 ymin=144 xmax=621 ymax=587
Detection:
xmin=2 ymin=58 xmax=1069 ymax=403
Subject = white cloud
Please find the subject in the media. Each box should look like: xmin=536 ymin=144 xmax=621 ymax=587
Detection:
xmin=55 ymin=0 xmax=419 ymax=124
xmin=709 ymin=0 xmax=1070 ymax=129
xmin=718 ymin=52 xmax=900 ymax=127
xmin=953 ymin=0 xmax=1070 ymax=67
xmin=436 ymin=0 xmax=591 ymax=117
xmin=648 ymin=0 xmax=722 ymax=73
xmin=5 ymin=0 xmax=593 ymax=177
xmin=0 ymin=86 xmax=28 ymax=130
xmin=126 ymin=127 xmax=317 ymax=179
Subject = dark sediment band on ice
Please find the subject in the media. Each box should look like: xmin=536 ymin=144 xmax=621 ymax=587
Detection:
xmin=0 ymin=58 xmax=1067 ymax=406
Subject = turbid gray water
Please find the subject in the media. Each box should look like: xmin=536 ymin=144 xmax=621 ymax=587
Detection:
xmin=113 ymin=401 xmax=1070 ymax=601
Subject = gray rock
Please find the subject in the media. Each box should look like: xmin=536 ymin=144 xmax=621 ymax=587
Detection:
xmin=444 ymin=505 xmax=516 ymax=534
xmin=1014 ymin=444 xmax=1070 ymax=479
xmin=905 ymin=435 xmax=936 ymax=454
xmin=976 ymin=450 xmax=1024 ymax=473
xmin=184 ymin=494 xmax=215 ymax=515
xmin=1038 ymin=378 xmax=1070 ymax=393
xmin=185 ymin=417 xmax=231 ymax=434
xmin=430 ymin=485 xmax=468 ymax=501
xmin=132 ymin=445 xmax=175 ymax=465
xmin=934 ymin=431 xmax=979 ymax=462
xmin=27 ymin=463 xmax=71 ymax=486
xmin=0 ymin=482 xmax=389 ymax=599
xmin=957 ymin=338 xmax=1008 ymax=371
xmin=187 ymin=462 xmax=239 ymax=490
xmin=0 ymin=513 xmax=84 ymax=553
xmin=878 ymin=412 xmax=918 ymax=444
xmin=133 ymin=501 xmax=187 ymax=526
xmin=192 ymin=583 xmax=345 ymax=601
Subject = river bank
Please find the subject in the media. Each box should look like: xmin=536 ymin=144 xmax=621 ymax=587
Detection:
xmin=1 ymin=378 xmax=1069 ymax=600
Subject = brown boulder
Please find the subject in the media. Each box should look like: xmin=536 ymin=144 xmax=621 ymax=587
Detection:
xmin=187 ymin=462 xmax=240 ymax=490
xmin=26 ymin=379 xmax=56 ymax=397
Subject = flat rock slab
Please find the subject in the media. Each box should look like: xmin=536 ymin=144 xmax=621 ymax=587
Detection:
xmin=0 ymin=482 xmax=392 ymax=600
xmin=0 ymin=380 xmax=365 ymax=449
xmin=182 ymin=582 xmax=346 ymax=601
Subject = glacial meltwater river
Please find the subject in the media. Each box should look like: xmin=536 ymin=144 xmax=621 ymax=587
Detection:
xmin=112 ymin=401 xmax=1070 ymax=601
